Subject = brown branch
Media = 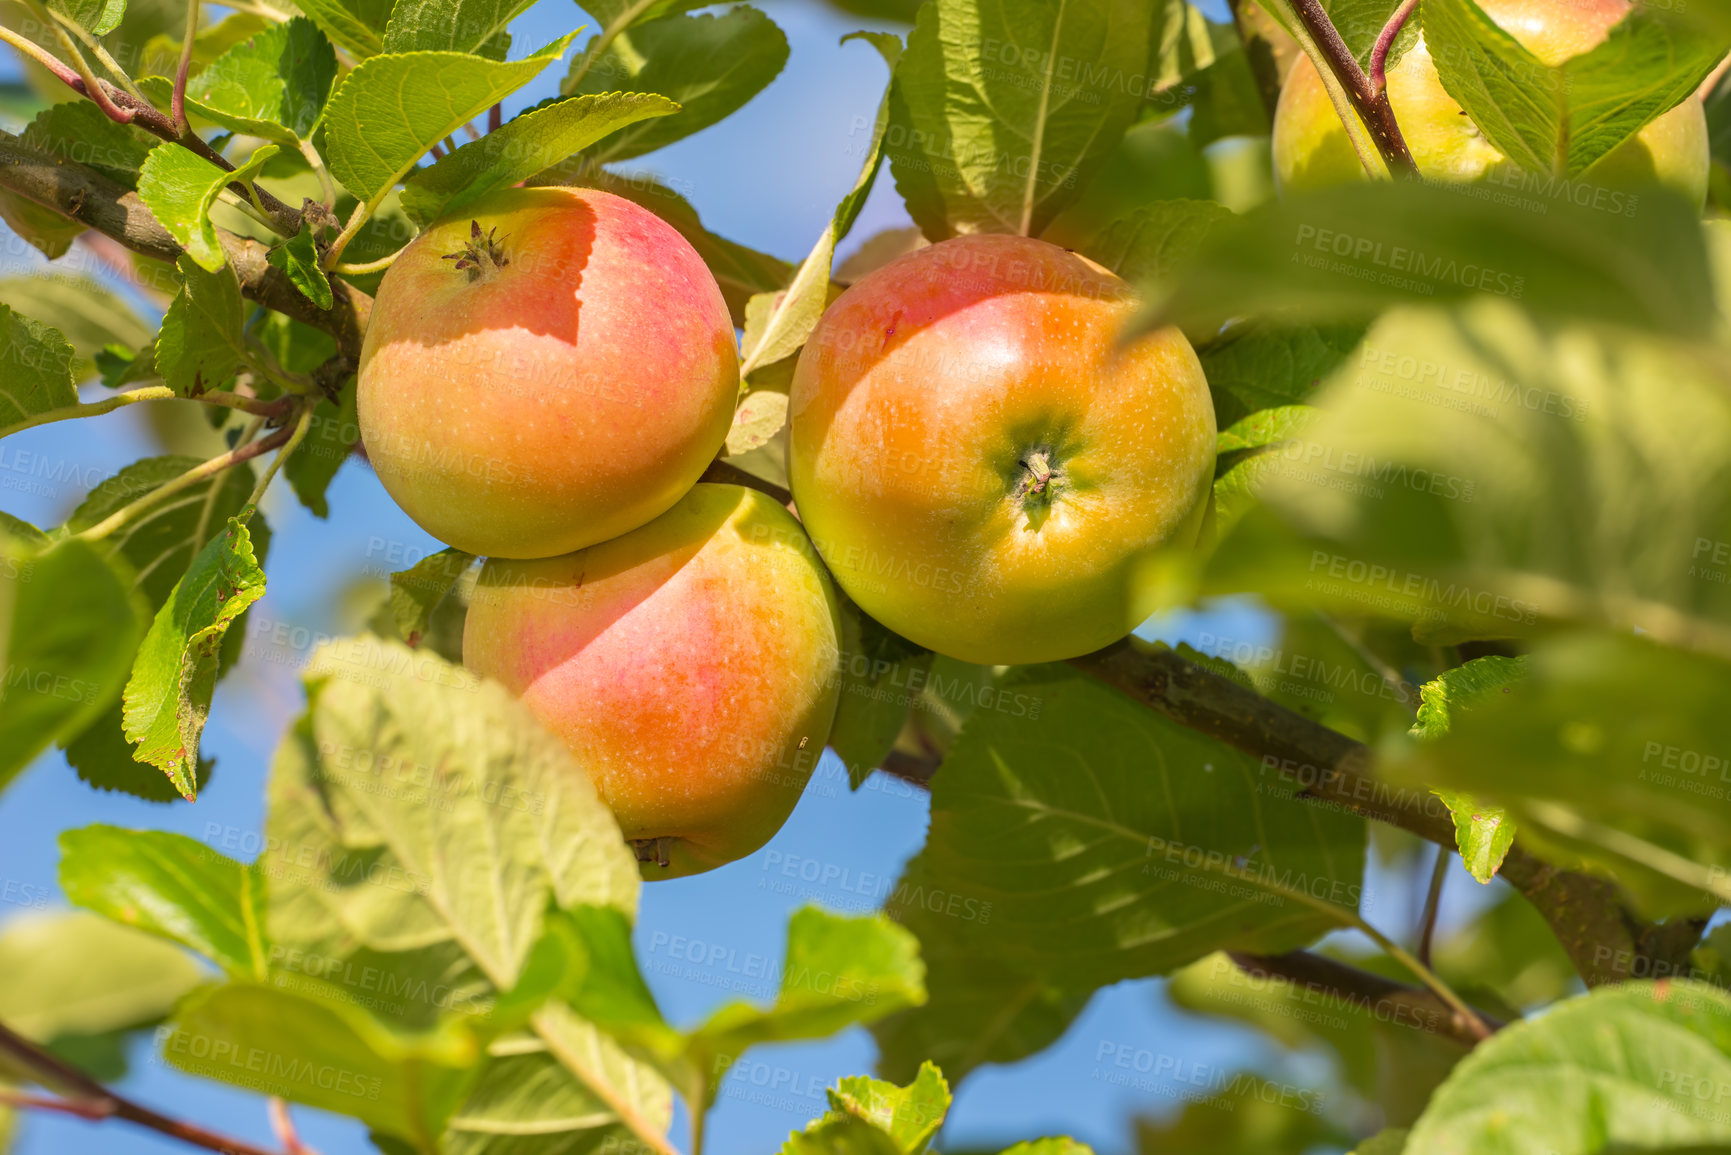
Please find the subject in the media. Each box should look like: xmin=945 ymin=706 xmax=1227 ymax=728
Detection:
xmin=1287 ymin=0 xmax=1420 ymax=177
xmin=0 ymin=1021 xmax=290 ymax=1155
xmin=1065 ymin=638 xmax=1690 ymax=989
xmin=0 ymin=131 xmax=370 ymax=361
xmin=1227 ymin=950 xmax=1503 ymax=1049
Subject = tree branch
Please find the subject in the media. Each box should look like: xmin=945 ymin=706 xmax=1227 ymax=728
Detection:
xmin=0 ymin=132 xmax=370 ymax=361
xmin=0 ymin=1020 xmax=293 ymax=1155
xmin=1226 ymin=949 xmax=1503 ymax=1049
xmin=1284 ymin=0 xmax=1420 ymax=177
xmin=1065 ymin=638 xmax=1682 ymax=989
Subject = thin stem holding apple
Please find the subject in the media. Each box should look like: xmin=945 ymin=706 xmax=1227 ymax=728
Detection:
xmin=1273 ymin=0 xmax=1421 ymax=178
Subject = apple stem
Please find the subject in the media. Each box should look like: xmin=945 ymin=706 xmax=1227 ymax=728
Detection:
xmin=1369 ymin=0 xmax=1419 ymax=97
xmin=630 ymin=836 xmax=673 ymax=868
xmin=1282 ymin=0 xmax=1420 ymax=179
xmin=1015 ymin=449 xmax=1063 ymax=509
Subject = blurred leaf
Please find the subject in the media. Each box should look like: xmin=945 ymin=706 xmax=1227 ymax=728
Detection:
xmin=887 ymin=0 xmax=1153 ymax=237
xmin=0 ymin=275 xmax=153 ymax=379
xmin=0 ymin=910 xmax=204 ymax=1069
xmin=269 ymin=224 xmax=335 ymax=310
xmin=829 ymin=601 xmax=933 ymax=788
xmin=1196 ymin=302 xmax=1731 ymax=648
xmin=399 ymin=92 xmax=678 ymax=227
xmin=1042 ymin=120 xmax=1213 ymax=253
xmin=164 ymin=979 xmax=481 ymax=1142
xmin=50 ymin=0 xmax=124 ymax=36
xmin=725 ymin=387 xmax=790 ymax=456
xmin=740 ymin=31 xmax=898 ymax=379
xmin=1389 ymin=632 xmax=1731 ymax=917
xmin=1132 ymin=1072 xmax=1343 ymax=1153
xmin=1135 ymin=183 xmax=1716 ymax=340
xmin=1352 ymin=1130 xmax=1409 ymax=1155
xmin=569 ymin=8 xmax=789 ymax=161
xmin=1199 ymin=320 xmax=1368 ymax=428
xmin=138 ymin=142 xmax=278 ymax=273
xmin=0 ymin=538 xmax=144 ymax=791
xmin=138 ymin=17 xmax=337 ymax=143
xmin=1409 ymin=657 xmax=1525 ymax=882
xmin=122 ymin=515 xmax=266 ymax=800
xmin=60 ymin=824 xmax=267 ymax=977
xmin=1425 ymin=0 xmax=1728 ymax=178
xmin=284 ymin=376 xmax=358 ymax=518
xmin=1184 ymin=23 xmax=1270 ymax=147
xmin=155 ymin=256 xmax=248 ymax=397
xmin=1403 ymin=981 xmax=1731 ymax=1153
xmin=875 ymin=665 xmax=1365 ymax=1084
xmin=1084 ymin=198 xmax=1232 ymax=285
xmin=324 ymin=34 xmax=577 ymax=207
xmin=0 ymin=303 xmax=77 ymax=427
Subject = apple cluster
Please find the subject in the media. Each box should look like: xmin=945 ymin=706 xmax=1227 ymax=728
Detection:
xmin=357 ymin=187 xmax=1215 ymax=877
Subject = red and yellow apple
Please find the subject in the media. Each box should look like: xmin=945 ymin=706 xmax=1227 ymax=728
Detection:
xmin=358 ymin=186 xmax=739 ymax=560
xmin=462 ymin=484 xmax=842 ymax=879
xmin=1273 ymin=0 xmax=1709 ymax=205
xmin=787 ymin=234 xmax=1215 ymax=666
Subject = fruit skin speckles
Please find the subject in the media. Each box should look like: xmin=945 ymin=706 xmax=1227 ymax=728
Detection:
xmin=357 ymin=185 xmax=740 ymax=561
xmin=787 ymin=233 xmax=1215 ymax=666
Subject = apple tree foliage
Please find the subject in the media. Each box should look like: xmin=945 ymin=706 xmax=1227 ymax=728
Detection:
xmin=0 ymin=0 xmax=1730 ymax=1150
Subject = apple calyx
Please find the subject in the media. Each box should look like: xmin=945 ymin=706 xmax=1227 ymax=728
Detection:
xmin=442 ymin=220 xmax=510 ymax=282
xmin=631 ymin=835 xmax=675 ymax=869
xmin=1014 ymin=448 xmax=1066 ymax=509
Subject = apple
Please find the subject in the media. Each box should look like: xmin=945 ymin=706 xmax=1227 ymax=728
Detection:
xmin=357 ymin=186 xmax=739 ymax=560
xmin=1273 ymin=0 xmax=1710 ymax=205
xmin=787 ymin=234 xmax=1215 ymax=666
xmin=462 ymin=483 xmax=842 ymax=879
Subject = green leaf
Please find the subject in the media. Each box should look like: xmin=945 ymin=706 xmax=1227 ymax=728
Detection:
xmin=887 ymin=0 xmax=1152 ymax=237
xmin=65 ymin=704 xmax=213 ymax=803
xmin=292 ymin=0 xmax=393 ymax=59
xmin=686 ymin=908 xmax=924 ymax=1086
xmin=399 ymin=92 xmax=678 ymax=227
xmin=0 ymin=910 xmax=204 ymax=1055
xmin=381 ymin=0 xmax=533 ymax=56
xmin=122 ymin=515 xmax=267 ymax=800
xmin=780 ymin=1063 xmax=951 ymax=1154
xmin=0 ymin=539 xmax=144 ymax=791
xmin=828 ymin=601 xmax=932 ymax=788
xmin=138 ymin=141 xmax=278 ymax=273
xmin=1082 ymin=198 xmax=1232 ymax=285
xmin=1134 ymin=1075 xmax=1344 ymax=1153
xmin=284 ymin=376 xmax=359 ymax=517
xmin=388 ymin=548 xmax=476 ymax=647
xmin=1000 ymin=1142 xmax=1093 ymax=1155
xmin=1425 ymin=0 xmax=1728 ymax=178
xmin=568 ymin=7 xmax=789 ymax=162
xmin=1215 ymin=405 xmax=1314 ymax=454
xmin=1198 ymin=321 xmax=1369 ymax=428
xmin=138 ymin=18 xmax=338 ymax=143
xmin=268 ymin=223 xmax=335 ymax=309
xmin=579 ymin=0 xmax=709 ymax=28
xmin=740 ymin=31 xmax=898 ymax=378
xmin=155 ymin=256 xmax=248 ymax=396
xmin=264 ymin=636 xmax=640 ymax=986
xmin=60 ymin=824 xmax=268 ymax=978
xmin=1324 ymin=0 xmax=1417 ymax=71
xmin=1409 ymin=656 xmax=1525 ymax=882
xmin=18 ymin=101 xmax=155 ymax=186
xmin=0 ymin=303 xmax=77 ymax=427
xmin=163 ymin=980 xmax=481 ymax=1144
xmin=875 ymin=663 xmax=1365 ymax=1082
xmin=324 ymin=33 xmax=578 ymax=208
xmin=50 ymin=0 xmax=123 ymax=36
xmin=1404 ymin=981 xmax=1731 ymax=1153
xmin=67 ymin=455 xmax=265 ymax=609
xmin=1134 ymin=182 xmax=1716 ymax=340
xmin=1388 ymin=632 xmax=1731 ymax=917
xmin=1194 ymin=302 xmax=1731 ymax=649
